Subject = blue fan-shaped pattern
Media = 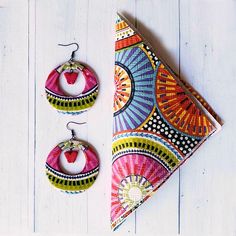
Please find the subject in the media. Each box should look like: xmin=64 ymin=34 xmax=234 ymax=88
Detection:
xmin=114 ymin=46 xmax=155 ymax=133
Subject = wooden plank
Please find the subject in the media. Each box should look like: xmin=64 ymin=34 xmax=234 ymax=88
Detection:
xmin=28 ymin=0 xmax=36 ymax=232
xmin=86 ymin=0 xmax=137 ymax=234
xmin=0 ymin=0 xmax=29 ymax=234
xmin=34 ymin=0 xmax=89 ymax=233
xmin=85 ymin=0 xmax=116 ymax=234
xmin=179 ymin=1 xmax=236 ymax=235
xmin=135 ymin=0 xmax=180 ymax=235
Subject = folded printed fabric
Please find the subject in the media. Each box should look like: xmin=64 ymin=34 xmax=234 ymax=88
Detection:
xmin=111 ymin=13 xmax=222 ymax=230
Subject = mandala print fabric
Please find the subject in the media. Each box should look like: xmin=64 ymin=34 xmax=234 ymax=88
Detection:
xmin=111 ymin=14 xmax=221 ymax=230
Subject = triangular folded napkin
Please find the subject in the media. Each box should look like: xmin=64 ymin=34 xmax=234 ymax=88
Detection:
xmin=111 ymin=13 xmax=221 ymax=230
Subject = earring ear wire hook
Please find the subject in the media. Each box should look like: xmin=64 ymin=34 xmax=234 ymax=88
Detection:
xmin=58 ymin=42 xmax=79 ymax=61
xmin=66 ymin=121 xmax=86 ymax=140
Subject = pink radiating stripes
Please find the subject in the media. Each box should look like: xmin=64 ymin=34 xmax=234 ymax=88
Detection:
xmin=112 ymin=164 xmax=123 ymax=183
xmin=81 ymin=147 xmax=99 ymax=173
xmin=82 ymin=68 xmax=98 ymax=93
xmin=111 ymin=154 xmax=169 ymax=222
xmin=45 ymin=69 xmax=64 ymax=95
xmin=46 ymin=146 xmax=62 ymax=171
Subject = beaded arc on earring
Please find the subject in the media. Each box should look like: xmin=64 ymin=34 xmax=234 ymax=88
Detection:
xmin=45 ymin=43 xmax=99 ymax=115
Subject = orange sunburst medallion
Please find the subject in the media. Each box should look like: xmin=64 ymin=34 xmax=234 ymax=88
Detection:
xmin=156 ymin=64 xmax=214 ymax=137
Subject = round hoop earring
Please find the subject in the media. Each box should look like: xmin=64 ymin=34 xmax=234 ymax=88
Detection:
xmin=45 ymin=122 xmax=100 ymax=194
xmin=45 ymin=43 xmax=99 ymax=115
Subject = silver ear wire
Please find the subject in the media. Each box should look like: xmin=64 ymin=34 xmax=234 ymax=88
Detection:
xmin=58 ymin=42 xmax=79 ymax=61
xmin=66 ymin=121 xmax=86 ymax=140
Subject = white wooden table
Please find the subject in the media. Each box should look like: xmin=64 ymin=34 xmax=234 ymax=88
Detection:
xmin=0 ymin=0 xmax=235 ymax=235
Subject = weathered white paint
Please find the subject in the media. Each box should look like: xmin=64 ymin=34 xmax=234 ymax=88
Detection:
xmin=0 ymin=0 xmax=234 ymax=235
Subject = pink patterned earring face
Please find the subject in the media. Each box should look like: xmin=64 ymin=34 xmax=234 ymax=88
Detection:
xmin=45 ymin=140 xmax=99 ymax=194
xmin=45 ymin=61 xmax=99 ymax=115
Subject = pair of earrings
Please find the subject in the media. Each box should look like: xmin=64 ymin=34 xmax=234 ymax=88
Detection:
xmin=44 ymin=43 xmax=99 ymax=194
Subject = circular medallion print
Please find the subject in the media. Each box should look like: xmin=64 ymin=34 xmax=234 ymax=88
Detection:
xmin=156 ymin=63 xmax=214 ymax=137
xmin=114 ymin=64 xmax=134 ymax=115
xmin=118 ymin=174 xmax=152 ymax=209
xmin=111 ymin=153 xmax=168 ymax=222
xmin=113 ymin=46 xmax=155 ymax=133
